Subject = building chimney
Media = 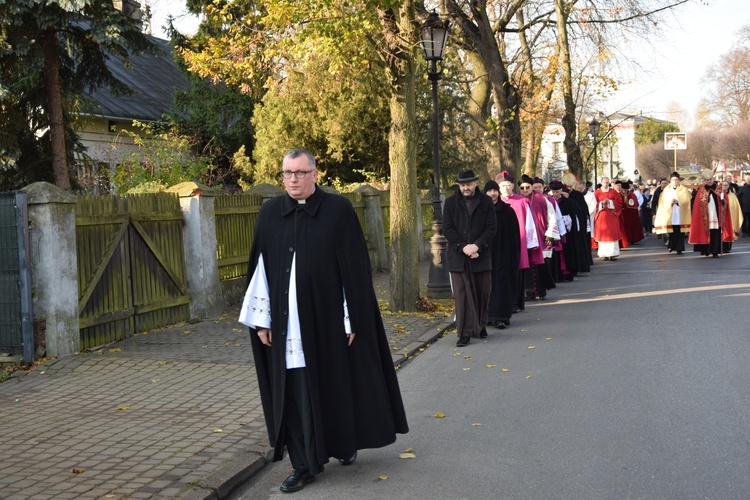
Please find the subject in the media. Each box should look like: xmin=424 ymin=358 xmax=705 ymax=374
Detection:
xmin=114 ymin=0 xmax=143 ymax=22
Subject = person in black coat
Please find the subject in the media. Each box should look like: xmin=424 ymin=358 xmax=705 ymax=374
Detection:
xmin=443 ymin=170 xmax=497 ymax=347
xmin=483 ymin=180 xmax=521 ymax=329
xmin=737 ymin=175 xmax=750 ymax=236
xmin=239 ymin=149 xmax=408 ymax=493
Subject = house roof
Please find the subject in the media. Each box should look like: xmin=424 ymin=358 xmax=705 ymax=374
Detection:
xmin=86 ymin=36 xmax=190 ymax=123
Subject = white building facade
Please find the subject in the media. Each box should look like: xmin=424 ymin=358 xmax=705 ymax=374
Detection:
xmin=539 ymin=112 xmax=652 ymax=184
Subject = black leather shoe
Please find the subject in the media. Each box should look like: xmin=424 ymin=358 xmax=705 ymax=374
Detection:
xmin=280 ymin=468 xmax=315 ymax=493
xmin=338 ymin=451 xmax=357 ymax=466
xmin=456 ymin=336 xmax=470 ymax=347
xmin=479 ymin=327 xmax=488 ymax=339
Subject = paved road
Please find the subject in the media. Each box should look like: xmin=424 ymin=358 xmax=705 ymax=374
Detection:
xmin=231 ymin=235 xmax=750 ymax=499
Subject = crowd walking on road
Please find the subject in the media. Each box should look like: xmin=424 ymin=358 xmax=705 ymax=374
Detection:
xmin=238 ymin=148 xmax=747 ymax=494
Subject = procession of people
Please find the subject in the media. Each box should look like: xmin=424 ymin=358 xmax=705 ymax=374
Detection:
xmin=239 ymin=149 xmax=745 ymax=493
xmin=440 ymin=167 xmax=746 ymax=348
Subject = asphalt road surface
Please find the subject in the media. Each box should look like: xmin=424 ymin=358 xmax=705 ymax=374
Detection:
xmin=231 ymin=235 xmax=750 ymax=500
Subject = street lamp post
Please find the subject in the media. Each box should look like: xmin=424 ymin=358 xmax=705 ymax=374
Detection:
xmin=587 ymin=116 xmax=601 ymax=185
xmin=420 ymin=11 xmax=451 ymax=299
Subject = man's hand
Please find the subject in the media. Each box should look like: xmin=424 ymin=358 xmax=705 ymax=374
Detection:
xmin=257 ymin=328 xmax=272 ymax=347
xmin=463 ymin=243 xmax=479 ymax=256
xmin=348 ymin=333 xmax=356 ymax=346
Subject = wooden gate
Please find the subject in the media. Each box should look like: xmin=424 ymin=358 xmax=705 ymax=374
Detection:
xmin=76 ymin=193 xmax=190 ymax=350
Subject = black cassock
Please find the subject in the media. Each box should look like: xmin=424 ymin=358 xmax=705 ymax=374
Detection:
xmin=245 ymin=187 xmax=408 ymax=469
xmin=560 ymin=192 xmax=591 ymax=274
xmin=567 ymin=189 xmax=593 ymax=271
xmin=487 ymin=199 xmax=521 ymax=326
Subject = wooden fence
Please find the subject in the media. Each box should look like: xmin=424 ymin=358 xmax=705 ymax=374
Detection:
xmin=214 ymin=194 xmax=263 ymax=281
xmin=214 ymin=189 xmax=434 ymax=285
xmin=76 ymin=193 xmax=189 ymax=350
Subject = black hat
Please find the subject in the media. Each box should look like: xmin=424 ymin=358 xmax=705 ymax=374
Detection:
xmin=622 ymin=181 xmax=631 ymax=189
xmin=484 ymin=180 xmax=500 ymax=193
xmin=533 ymin=177 xmax=544 ymax=185
xmin=614 ymin=179 xmax=622 ymax=185
xmin=669 ymin=171 xmax=681 ymax=179
xmin=549 ymin=180 xmax=564 ymax=190
xmin=518 ymin=174 xmax=534 ymax=186
xmin=496 ymin=170 xmax=515 ymax=184
xmin=456 ymin=170 xmax=478 ymax=184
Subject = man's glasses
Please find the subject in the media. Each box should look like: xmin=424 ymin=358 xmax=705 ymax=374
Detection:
xmin=519 ymin=185 xmax=532 ymax=190
xmin=281 ymin=169 xmax=315 ymax=179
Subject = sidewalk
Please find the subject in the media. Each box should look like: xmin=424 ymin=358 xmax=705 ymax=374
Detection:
xmin=0 ymin=260 xmax=453 ymax=500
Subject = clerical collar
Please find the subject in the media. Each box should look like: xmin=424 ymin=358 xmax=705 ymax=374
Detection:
xmin=297 ymin=186 xmax=315 ymax=204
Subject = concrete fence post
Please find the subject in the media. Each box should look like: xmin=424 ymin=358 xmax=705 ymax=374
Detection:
xmin=354 ymin=185 xmax=388 ymax=272
xmin=167 ymin=182 xmax=222 ymax=319
xmin=21 ymin=182 xmax=79 ymax=358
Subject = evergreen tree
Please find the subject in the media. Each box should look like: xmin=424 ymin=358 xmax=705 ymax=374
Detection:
xmin=0 ymin=0 xmax=153 ymax=190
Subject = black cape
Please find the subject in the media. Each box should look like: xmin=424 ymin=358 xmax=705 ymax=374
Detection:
xmin=487 ymin=199 xmax=521 ymax=324
xmin=245 ymin=187 xmax=408 ymax=466
xmin=567 ymin=189 xmax=593 ymax=271
xmin=557 ymin=194 xmax=590 ymax=276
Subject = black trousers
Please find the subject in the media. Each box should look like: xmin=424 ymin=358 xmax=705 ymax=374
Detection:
xmin=742 ymin=211 xmax=750 ymax=235
xmin=667 ymin=226 xmax=685 ymax=252
xmin=283 ymin=368 xmax=323 ymax=474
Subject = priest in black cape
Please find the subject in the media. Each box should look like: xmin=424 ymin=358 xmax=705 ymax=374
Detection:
xmin=567 ymin=181 xmax=593 ymax=272
xmin=239 ymin=149 xmax=408 ymax=493
xmin=550 ymin=180 xmax=591 ymax=277
xmin=483 ymin=180 xmax=521 ymax=328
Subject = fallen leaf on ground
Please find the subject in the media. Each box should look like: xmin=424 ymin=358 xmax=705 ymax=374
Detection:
xmin=108 ymin=348 xmax=121 ymax=353
xmin=528 ymin=345 xmax=536 ymax=349
xmin=463 ymin=367 xmax=471 ymax=371
xmin=403 ymin=447 xmax=413 ymax=453
xmin=116 ymin=406 xmax=129 ymax=411
xmin=72 ymin=469 xmax=84 ymax=474
xmin=526 ymin=375 xmax=532 ymax=379
xmin=501 ymin=368 xmax=510 ymax=372
xmin=379 ymin=475 xmax=388 ymax=480
xmin=399 ymin=452 xmax=416 ymax=459
xmin=213 ymin=429 xmax=223 ymax=433
xmin=471 ymin=423 xmax=482 ymax=427
xmin=434 ymin=412 xmax=446 ymax=418
xmin=485 ymin=364 xmax=495 ymax=368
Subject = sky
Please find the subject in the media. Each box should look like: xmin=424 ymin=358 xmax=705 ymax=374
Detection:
xmin=608 ymin=0 xmax=749 ymax=128
xmin=147 ymin=0 xmax=749 ymax=131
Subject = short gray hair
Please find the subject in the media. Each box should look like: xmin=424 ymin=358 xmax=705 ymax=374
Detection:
xmin=283 ymin=149 xmax=316 ymax=169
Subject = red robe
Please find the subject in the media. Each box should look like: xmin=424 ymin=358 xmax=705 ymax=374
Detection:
xmin=593 ymin=188 xmax=623 ymax=247
xmin=689 ymin=186 xmax=722 ymax=245
xmin=622 ymin=192 xmax=644 ymax=243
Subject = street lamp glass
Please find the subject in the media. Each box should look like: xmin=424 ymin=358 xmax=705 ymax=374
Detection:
xmin=420 ymin=11 xmax=449 ymax=61
xmin=587 ymin=117 xmax=601 ymax=138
